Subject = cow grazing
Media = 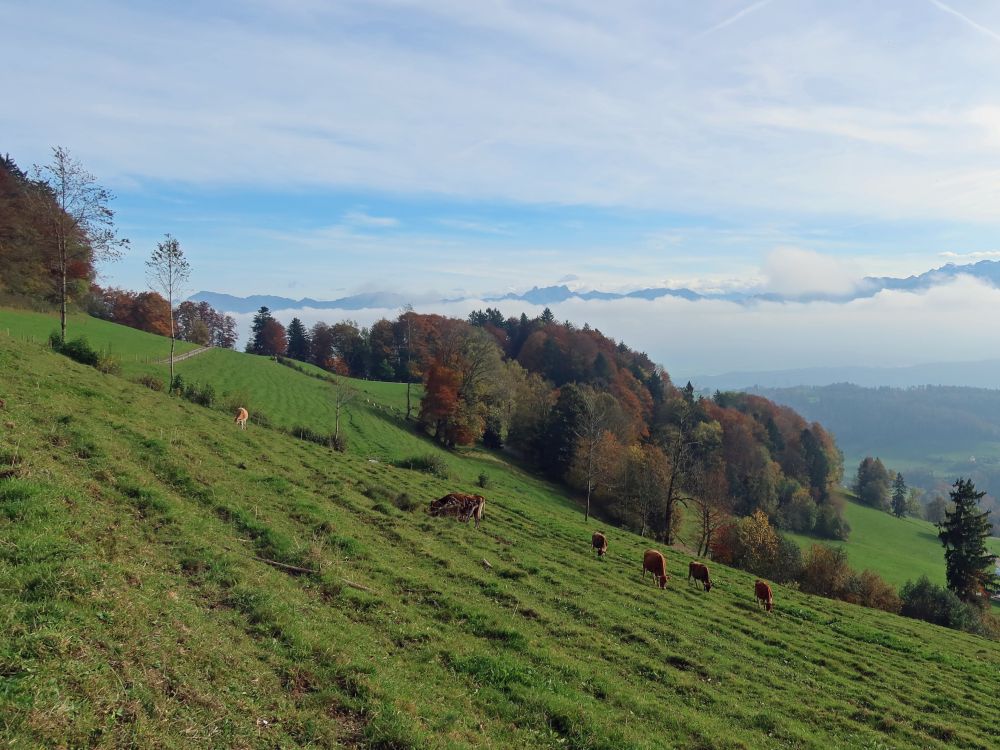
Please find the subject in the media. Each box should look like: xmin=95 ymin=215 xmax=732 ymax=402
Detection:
xmin=592 ymin=531 xmax=608 ymax=557
xmin=642 ymin=549 xmax=670 ymax=589
xmin=755 ymin=580 xmax=774 ymax=612
xmin=234 ymin=407 xmax=249 ymax=430
xmin=428 ymin=493 xmax=486 ymax=529
xmin=688 ymin=561 xmax=712 ymax=592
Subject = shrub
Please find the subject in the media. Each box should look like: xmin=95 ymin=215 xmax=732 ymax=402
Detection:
xmin=169 ymin=374 xmax=185 ymax=395
xmin=777 ymin=488 xmax=818 ymax=533
xmin=95 ymin=352 xmax=121 ymax=375
xmin=733 ymin=510 xmax=780 ymax=576
xmin=55 ymin=336 xmax=100 ymax=367
xmin=181 ymin=381 xmax=215 ymax=407
xmin=799 ymin=544 xmax=851 ymax=598
xmin=900 ymin=576 xmax=977 ymax=630
xmin=395 ymin=454 xmax=449 ymax=478
xmin=844 ymin=569 xmax=902 ymax=613
xmin=50 ymin=334 xmax=120 ymax=374
xmin=134 ymin=374 xmax=164 ymax=391
xmin=768 ymin=535 xmax=804 ymax=583
xmin=332 ymin=434 xmax=348 ymax=453
xmin=477 ymin=471 xmax=490 ymax=489
xmin=815 ymin=503 xmax=851 ymax=540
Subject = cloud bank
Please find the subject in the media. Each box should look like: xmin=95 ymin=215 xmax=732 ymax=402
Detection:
xmin=232 ymin=275 xmax=1000 ymax=379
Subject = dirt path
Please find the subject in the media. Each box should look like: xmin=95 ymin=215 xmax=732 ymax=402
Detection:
xmin=159 ymin=346 xmax=211 ymax=364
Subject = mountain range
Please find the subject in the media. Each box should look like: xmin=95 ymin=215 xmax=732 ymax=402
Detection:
xmin=190 ymin=259 xmax=1000 ymax=314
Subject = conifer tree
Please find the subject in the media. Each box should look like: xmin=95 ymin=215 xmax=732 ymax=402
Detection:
xmin=891 ymin=473 xmax=908 ymax=518
xmin=246 ymin=306 xmax=273 ymax=354
xmin=938 ymin=478 xmax=999 ymax=604
xmin=286 ymin=317 xmax=310 ymax=361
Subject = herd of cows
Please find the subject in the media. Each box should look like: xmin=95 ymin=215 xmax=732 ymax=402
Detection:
xmin=425 ymin=491 xmax=775 ymax=613
xmin=229 ymin=414 xmax=776 ymax=614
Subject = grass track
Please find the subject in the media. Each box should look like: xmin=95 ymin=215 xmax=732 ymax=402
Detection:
xmin=1 ymin=317 xmax=999 ymax=748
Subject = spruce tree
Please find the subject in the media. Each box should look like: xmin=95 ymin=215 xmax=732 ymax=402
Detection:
xmin=891 ymin=473 xmax=907 ymax=518
xmin=286 ymin=317 xmax=310 ymax=361
xmin=246 ymin=306 xmax=273 ymax=354
xmin=937 ymin=478 xmax=999 ymax=604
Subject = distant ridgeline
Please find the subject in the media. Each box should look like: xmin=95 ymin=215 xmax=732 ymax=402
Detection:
xmin=240 ymin=304 xmax=846 ymax=544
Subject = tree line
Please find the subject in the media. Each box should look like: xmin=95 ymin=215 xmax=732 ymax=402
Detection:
xmin=245 ymin=303 xmax=848 ymax=545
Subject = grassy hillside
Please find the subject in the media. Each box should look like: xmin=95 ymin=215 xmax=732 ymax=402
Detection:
xmin=785 ymin=494 xmax=1000 ymax=589
xmin=2 ymin=327 xmax=1000 ymax=748
xmin=174 ymin=348 xmax=425 ymax=458
xmin=0 ymin=307 xmax=198 ymax=378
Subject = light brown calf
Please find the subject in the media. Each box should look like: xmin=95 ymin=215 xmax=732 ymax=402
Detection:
xmin=234 ymin=407 xmax=249 ymax=429
xmin=755 ymin=579 xmax=774 ymax=612
xmin=642 ymin=549 xmax=670 ymax=589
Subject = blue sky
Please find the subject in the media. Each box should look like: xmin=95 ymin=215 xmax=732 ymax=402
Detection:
xmin=7 ymin=0 xmax=1000 ymax=373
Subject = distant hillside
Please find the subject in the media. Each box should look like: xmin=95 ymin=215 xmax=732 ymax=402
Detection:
xmin=752 ymin=382 xmax=1000 ymax=528
xmin=750 ymin=383 xmax=1000 ymax=460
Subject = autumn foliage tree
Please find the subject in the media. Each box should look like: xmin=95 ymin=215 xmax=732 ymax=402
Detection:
xmin=174 ymin=301 xmax=237 ymax=348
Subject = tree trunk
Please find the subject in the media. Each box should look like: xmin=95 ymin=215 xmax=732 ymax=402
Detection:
xmin=168 ymin=299 xmax=176 ymax=386
xmin=664 ymin=471 xmax=676 ymax=546
xmin=58 ymin=237 xmax=69 ymax=344
xmin=406 ymin=380 xmax=411 ymax=421
xmin=585 ymin=481 xmax=592 ymax=521
xmin=335 ymin=402 xmax=341 ymax=440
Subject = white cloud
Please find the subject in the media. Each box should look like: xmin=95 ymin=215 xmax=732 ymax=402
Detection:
xmin=695 ymin=0 xmax=775 ymax=39
xmin=228 ymin=275 xmax=1000 ymax=377
xmin=940 ymin=250 xmax=1000 ymax=260
xmin=9 ymin=1 xmax=1000 ymax=220
xmin=342 ymin=211 xmax=399 ymax=228
xmin=760 ymin=247 xmax=862 ymax=296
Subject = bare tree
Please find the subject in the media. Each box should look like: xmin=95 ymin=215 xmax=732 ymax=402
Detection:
xmin=146 ymin=234 xmax=190 ymax=386
xmin=692 ymin=463 xmax=731 ymax=557
xmin=331 ymin=377 xmax=358 ymax=441
xmin=33 ymin=147 xmax=128 ymax=342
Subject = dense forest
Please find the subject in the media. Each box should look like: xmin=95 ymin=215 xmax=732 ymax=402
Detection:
xmin=243 ymin=305 xmax=847 ymax=545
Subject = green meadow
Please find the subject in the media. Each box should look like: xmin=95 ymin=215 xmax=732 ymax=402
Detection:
xmin=1 ymin=314 xmax=999 ymax=749
xmin=0 ymin=307 xmax=198 ymax=377
xmin=785 ymin=494 xmax=1000 ymax=590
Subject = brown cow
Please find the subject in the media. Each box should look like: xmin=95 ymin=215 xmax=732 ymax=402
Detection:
xmin=592 ymin=531 xmax=608 ymax=557
xmin=642 ymin=549 xmax=670 ymax=589
xmin=688 ymin=561 xmax=712 ymax=592
xmin=428 ymin=493 xmax=486 ymax=529
xmin=234 ymin=407 xmax=249 ymax=430
xmin=755 ymin=579 xmax=774 ymax=612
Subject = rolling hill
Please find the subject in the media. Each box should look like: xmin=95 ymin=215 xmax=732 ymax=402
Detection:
xmin=2 ymin=314 xmax=1000 ymax=748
